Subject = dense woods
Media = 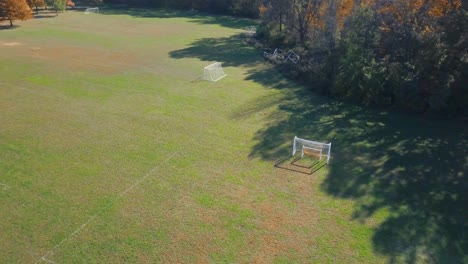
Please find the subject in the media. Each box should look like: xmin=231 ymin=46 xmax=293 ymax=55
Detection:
xmin=256 ymin=0 xmax=467 ymax=115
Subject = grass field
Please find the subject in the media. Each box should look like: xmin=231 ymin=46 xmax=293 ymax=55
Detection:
xmin=1 ymin=7 xmax=467 ymax=263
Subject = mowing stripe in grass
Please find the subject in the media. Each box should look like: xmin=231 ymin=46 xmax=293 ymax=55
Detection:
xmin=35 ymin=150 xmax=181 ymax=264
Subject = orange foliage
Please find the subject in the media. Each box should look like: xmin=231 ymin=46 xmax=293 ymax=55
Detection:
xmin=378 ymin=0 xmax=461 ymax=18
xmin=67 ymin=0 xmax=75 ymax=8
xmin=428 ymin=0 xmax=462 ymax=16
xmin=0 ymin=0 xmax=32 ymax=26
xmin=310 ymin=0 xmax=379 ymax=34
xmin=375 ymin=0 xmax=461 ymax=35
xmin=316 ymin=0 xmax=328 ymax=29
xmin=337 ymin=0 xmax=354 ymax=29
xmin=258 ymin=3 xmax=268 ymax=16
xmin=260 ymin=0 xmax=461 ymax=42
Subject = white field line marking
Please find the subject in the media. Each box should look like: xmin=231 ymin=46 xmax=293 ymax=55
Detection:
xmin=35 ymin=150 xmax=180 ymax=264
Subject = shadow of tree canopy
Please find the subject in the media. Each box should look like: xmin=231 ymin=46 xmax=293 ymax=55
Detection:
xmin=0 ymin=25 xmax=20 ymax=30
xmin=170 ymin=31 xmax=468 ymax=262
xmin=242 ymin=86 xmax=468 ymax=262
xmin=32 ymin=10 xmax=60 ymax=19
xmin=169 ymin=35 xmax=260 ymax=67
xmin=98 ymin=6 xmax=254 ymax=30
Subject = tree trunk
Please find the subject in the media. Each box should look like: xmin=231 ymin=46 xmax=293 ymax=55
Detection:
xmin=279 ymin=11 xmax=283 ymax=32
xmin=327 ymin=0 xmax=337 ymax=48
xmin=9 ymin=18 xmax=13 ymax=27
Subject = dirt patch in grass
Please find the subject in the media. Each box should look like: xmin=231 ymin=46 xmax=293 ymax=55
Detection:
xmin=252 ymin=199 xmax=318 ymax=261
xmin=3 ymin=42 xmax=143 ymax=74
xmin=254 ymin=203 xmax=295 ymax=257
xmin=1 ymin=42 xmax=22 ymax=46
xmin=201 ymin=170 xmax=322 ymax=262
xmin=163 ymin=216 xmax=214 ymax=263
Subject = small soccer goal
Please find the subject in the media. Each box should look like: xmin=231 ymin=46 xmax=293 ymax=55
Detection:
xmin=84 ymin=7 xmax=99 ymax=14
xmin=284 ymin=51 xmax=300 ymax=64
xmin=203 ymin=62 xmax=227 ymax=82
xmin=292 ymin=136 xmax=332 ymax=163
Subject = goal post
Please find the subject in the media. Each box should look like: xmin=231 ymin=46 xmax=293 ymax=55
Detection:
xmin=85 ymin=7 xmax=99 ymax=14
xmin=203 ymin=62 xmax=227 ymax=82
xmin=292 ymin=136 xmax=332 ymax=163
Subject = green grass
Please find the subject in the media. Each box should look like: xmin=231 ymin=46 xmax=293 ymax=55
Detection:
xmin=1 ymin=7 xmax=467 ymax=263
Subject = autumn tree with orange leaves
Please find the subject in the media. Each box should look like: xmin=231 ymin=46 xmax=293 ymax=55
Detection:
xmin=66 ymin=0 xmax=75 ymax=9
xmin=0 ymin=0 xmax=32 ymax=27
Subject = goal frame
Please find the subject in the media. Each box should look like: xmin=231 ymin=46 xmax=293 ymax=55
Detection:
xmin=284 ymin=51 xmax=300 ymax=64
xmin=85 ymin=7 xmax=99 ymax=14
xmin=263 ymin=48 xmax=284 ymax=60
xmin=203 ymin=62 xmax=227 ymax=82
xmin=292 ymin=136 xmax=331 ymax=163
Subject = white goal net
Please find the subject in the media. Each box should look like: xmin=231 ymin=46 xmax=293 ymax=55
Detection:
xmin=292 ymin=136 xmax=332 ymax=163
xmin=85 ymin=7 xmax=99 ymax=14
xmin=203 ymin=62 xmax=227 ymax=82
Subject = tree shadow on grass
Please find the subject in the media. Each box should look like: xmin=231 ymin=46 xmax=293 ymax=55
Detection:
xmin=243 ymin=86 xmax=468 ymax=262
xmin=169 ymin=34 xmax=261 ymax=67
xmin=0 ymin=25 xmax=19 ymax=30
xmin=186 ymin=15 xmax=254 ymax=29
xmin=169 ymin=33 xmax=468 ymax=262
xmin=98 ymin=6 xmax=253 ymax=30
xmin=33 ymin=12 xmax=58 ymax=19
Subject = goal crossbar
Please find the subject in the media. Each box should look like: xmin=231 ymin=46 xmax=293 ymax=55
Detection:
xmin=292 ymin=136 xmax=331 ymax=163
xmin=85 ymin=7 xmax=99 ymax=14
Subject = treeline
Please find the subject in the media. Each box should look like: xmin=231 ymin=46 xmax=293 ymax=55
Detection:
xmin=1 ymin=0 xmax=81 ymax=26
xmin=102 ymin=0 xmax=260 ymax=17
xmin=256 ymin=0 xmax=467 ymax=115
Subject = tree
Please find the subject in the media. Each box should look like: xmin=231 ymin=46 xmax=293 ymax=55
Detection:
xmin=66 ymin=0 xmax=75 ymax=9
xmin=230 ymin=0 xmax=260 ymax=17
xmin=289 ymin=0 xmax=315 ymax=44
xmin=27 ymin=0 xmax=46 ymax=14
xmin=52 ymin=0 xmax=65 ymax=14
xmin=260 ymin=0 xmax=292 ymax=32
xmin=0 ymin=0 xmax=32 ymax=27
